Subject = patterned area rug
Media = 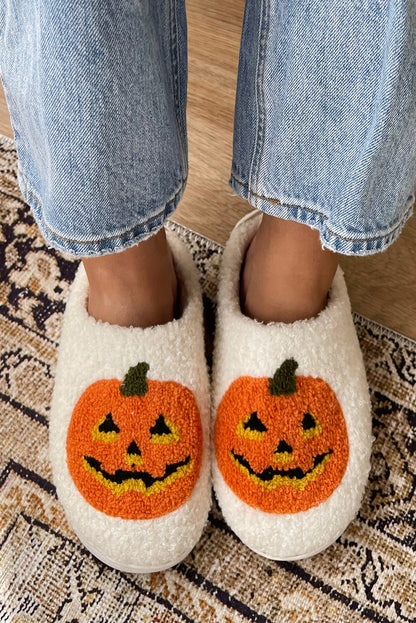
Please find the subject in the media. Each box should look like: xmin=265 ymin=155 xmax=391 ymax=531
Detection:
xmin=0 ymin=133 xmax=415 ymax=623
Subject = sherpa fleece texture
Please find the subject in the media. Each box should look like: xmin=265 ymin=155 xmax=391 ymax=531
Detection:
xmin=49 ymin=229 xmax=211 ymax=573
xmin=211 ymin=210 xmax=372 ymax=561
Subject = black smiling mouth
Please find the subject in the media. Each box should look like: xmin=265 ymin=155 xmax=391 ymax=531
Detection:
xmin=230 ymin=449 xmax=332 ymax=482
xmin=83 ymin=454 xmax=191 ymax=488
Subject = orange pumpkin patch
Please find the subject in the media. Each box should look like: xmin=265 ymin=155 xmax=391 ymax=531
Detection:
xmin=214 ymin=359 xmax=349 ymax=513
xmin=67 ymin=362 xmax=203 ymax=519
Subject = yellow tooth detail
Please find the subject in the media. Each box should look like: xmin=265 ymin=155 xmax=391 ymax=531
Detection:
xmin=273 ymin=451 xmax=294 ymax=465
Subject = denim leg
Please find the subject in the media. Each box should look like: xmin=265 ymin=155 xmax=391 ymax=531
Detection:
xmin=231 ymin=0 xmax=416 ymax=255
xmin=0 ymin=0 xmax=187 ymax=257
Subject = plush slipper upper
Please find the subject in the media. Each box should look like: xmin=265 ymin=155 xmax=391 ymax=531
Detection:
xmin=49 ymin=229 xmax=211 ymax=572
xmin=212 ymin=210 xmax=372 ymax=560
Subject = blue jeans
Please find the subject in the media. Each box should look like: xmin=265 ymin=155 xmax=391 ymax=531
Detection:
xmin=0 ymin=1 xmax=415 ymax=257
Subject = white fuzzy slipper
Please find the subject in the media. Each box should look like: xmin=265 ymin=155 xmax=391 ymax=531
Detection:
xmin=212 ymin=210 xmax=372 ymax=561
xmin=49 ymin=228 xmax=211 ymax=573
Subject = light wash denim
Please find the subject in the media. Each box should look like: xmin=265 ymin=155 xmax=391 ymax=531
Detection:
xmin=0 ymin=1 xmax=415 ymax=257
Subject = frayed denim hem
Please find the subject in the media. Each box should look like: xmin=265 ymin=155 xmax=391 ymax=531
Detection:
xmin=229 ymin=173 xmax=414 ymax=256
xmin=17 ymin=168 xmax=187 ymax=259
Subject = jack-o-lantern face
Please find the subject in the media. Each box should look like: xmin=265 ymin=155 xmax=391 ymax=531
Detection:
xmin=67 ymin=362 xmax=203 ymax=519
xmin=214 ymin=359 xmax=349 ymax=513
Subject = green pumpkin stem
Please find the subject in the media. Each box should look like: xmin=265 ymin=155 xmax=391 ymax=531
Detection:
xmin=268 ymin=358 xmax=298 ymax=396
xmin=120 ymin=361 xmax=150 ymax=397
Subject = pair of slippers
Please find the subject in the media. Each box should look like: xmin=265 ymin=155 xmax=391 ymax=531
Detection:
xmin=50 ymin=210 xmax=372 ymax=573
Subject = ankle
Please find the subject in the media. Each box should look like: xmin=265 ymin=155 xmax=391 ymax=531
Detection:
xmin=240 ymin=214 xmax=338 ymax=324
xmin=82 ymin=229 xmax=178 ymax=328
xmin=86 ymin=278 xmax=178 ymax=328
xmin=241 ymin=265 xmax=332 ymax=323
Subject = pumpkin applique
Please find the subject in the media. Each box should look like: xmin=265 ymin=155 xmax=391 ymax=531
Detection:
xmin=214 ymin=358 xmax=349 ymax=514
xmin=66 ymin=361 xmax=203 ymax=519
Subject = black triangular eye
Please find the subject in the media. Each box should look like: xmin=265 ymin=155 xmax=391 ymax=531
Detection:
xmin=244 ymin=412 xmax=267 ymax=433
xmin=302 ymin=412 xmax=316 ymax=431
xmin=150 ymin=414 xmax=172 ymax=436
xmin=98 ymin=412 xmax=120 ymax=434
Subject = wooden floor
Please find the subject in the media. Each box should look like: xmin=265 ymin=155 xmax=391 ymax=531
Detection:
xmin=1 ymin=0 xmax=415 ymax=340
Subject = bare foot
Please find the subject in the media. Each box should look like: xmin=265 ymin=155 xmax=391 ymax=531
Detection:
xmin=240 ymin=214 xmax=339 ymax=324
xmin=82 ymin=228 xmax=178 ymax=328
